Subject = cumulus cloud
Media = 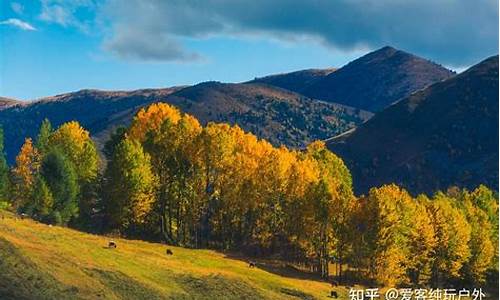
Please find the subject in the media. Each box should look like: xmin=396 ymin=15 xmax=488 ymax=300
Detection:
xmin=0 ymin=18 xmax=36 ymax=31
xmin=36 ymin=0 xmax=499 ymax=65
xmin=103 ymin=26 xmax=201 ymax=62
xmin=98 ymin=0 xmax=498 ymax=66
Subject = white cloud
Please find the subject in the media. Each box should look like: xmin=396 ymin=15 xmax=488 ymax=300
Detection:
xmin=38 ymin=0 xmax=95 ymax=32
xmin=0 ymin=18 xmax=36 ymax=31
xmin=103 ymin=26 xmax=201 ymax=62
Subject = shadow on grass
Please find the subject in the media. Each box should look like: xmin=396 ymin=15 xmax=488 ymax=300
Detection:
xmin=223 ymin=252 xmax=324 ymax=282
xmin=0 ymin=238 xmax=77 ymax=300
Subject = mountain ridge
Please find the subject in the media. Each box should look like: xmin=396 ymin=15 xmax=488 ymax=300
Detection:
xmin=0 ymin=82 xmax=371 ymax=163
xmin=327 ymin=55 xmax=499 ymax=195
xmin=252 ymin=46 xmax=455 ymax=112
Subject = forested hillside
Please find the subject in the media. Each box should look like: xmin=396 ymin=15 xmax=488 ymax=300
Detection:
xmin=328 ymin=55 xmax=499 ymax=195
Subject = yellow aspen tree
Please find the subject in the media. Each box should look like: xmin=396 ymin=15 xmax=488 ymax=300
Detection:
xmin=12 ymin=138 xmax=41 ymax=210
xmin=49 ymin=121 xmax=99 ymax=183
xmin=128 ymin=102 xmax=181 ymax=142
xmin=427 ymin=192 xmax=471 ymax=285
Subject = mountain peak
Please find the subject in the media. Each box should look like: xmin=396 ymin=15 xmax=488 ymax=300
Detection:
xmin=302 ymin=47 xmax=455 ymax=111
xmin=371 ymin=45 xmax=399 ymax=55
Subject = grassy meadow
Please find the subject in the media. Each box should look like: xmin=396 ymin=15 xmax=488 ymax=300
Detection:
xmin=0 ymin=212 xmax=348 ymax=300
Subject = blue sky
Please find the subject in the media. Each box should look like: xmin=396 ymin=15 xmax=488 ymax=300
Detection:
xmin=1 ymin=0 xmax=498 ymax=100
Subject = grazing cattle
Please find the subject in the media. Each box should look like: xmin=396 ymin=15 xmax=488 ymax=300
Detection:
xmin=166 ymin=249 xmax=173 ymax=255
xmin=330 ymin=290 xmax=338 ymax=298
xmin=108 ymin=241 xmax=117 ymax=248
xmin=248 ymin=261 xmax=256 ymax=268
xmin=20 ymin=213 xmax=28 ymax=220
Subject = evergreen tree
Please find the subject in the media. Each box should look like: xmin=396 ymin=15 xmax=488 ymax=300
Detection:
xmin=40 ymin=149 xmax=79 ymax=225
xmin=49 ymin=121 xmax=100 ymax=226
xmin=30 ymin=175 xmax=54 ymax=221
xmin=36 ymin=118 xmax=53 ymax=155
xmin=0 ymin=127 xmax=10 ymax=203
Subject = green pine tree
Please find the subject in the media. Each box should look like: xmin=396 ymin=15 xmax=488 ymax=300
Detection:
xmin=40 ymin=149 xmax=79 ymax=225
xmin=0 ymin=127 xmax=10 ymax=203
xmin=36 ymin=118 xmax=53 ymax=155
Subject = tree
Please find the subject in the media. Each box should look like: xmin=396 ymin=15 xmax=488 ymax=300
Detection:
xmin=40 ymin=149 xmax=79 ymax=225
xmin=128 ymin=103 xmax=182 ymax=142
xmin=103 ymin=138 xmax=157 ymax=233
xmin=0 ymin=127 xmax=10 ymax=203
xmin=448 ymin=187 xmax=496 ymax=284
xmin=354 ymin=184 xmax=414 ymax=286
xmin=49 ymin=121 xmax=99 ymax=183
xmin=29 ymin=175 xmax=54 ymax=221
xmin=305 ymin=141 xmax=355 ymax=280
xmin=142 ymin=113 xmax=202 ymax=245
xmin=407 ymin=195 xmax=437 ymax=285
xmin=427 ymin=192 xmax=471 ymax=286
xmin=11 ymin=138 xmax=41 ymax=211
xmin=36 ymin=118 xmax=52 ymax=155
xmin=462 ymin=200 xmax=494 ymax=284
xmin=49 ymin=121 xmax=100 ymax=225
xmin=103 ymin=127 xmax=127 ymax=161
xmin=468 ymin=185 xmax=499 ymax=270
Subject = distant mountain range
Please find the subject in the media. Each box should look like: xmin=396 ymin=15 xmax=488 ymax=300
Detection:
xmin=1 ymin=46 xmax=497 ymax=196
xmin=0 ymin=88 xmax=182 ymax=163
xmin=327 ymin=55 xmax=499 ymax=195
xmin=0 ymin=82 xmax=370 ymax=163
xmin=252 ymin=46 xmax=455 ymax=112
xmin=0 ymin=97 xmax=22 ymax=110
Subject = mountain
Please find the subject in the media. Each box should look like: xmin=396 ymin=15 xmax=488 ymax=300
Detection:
xmin=248 ymin=68 xmax=336 ymax=93
xmin=0 ymin=83 xmax=371 ymax=163
xmin=327 ymin=55 xmax=499 ymax=195
xmin=254 ymin=46 xmax=455 ymax=112
xmin=164 ymin=82 xmax=371 ymax=148
xmin=0 ymin=97 xmax=22 ymax=110
xmin=0 ymin=88 xmax=182 ymax=163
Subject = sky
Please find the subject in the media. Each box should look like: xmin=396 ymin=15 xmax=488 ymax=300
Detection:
xmin=1 ymin=0 xmax=498 ymax=101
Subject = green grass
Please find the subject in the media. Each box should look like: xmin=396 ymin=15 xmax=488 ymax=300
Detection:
xmin=0 ymin=212 xmax=345 ymax=299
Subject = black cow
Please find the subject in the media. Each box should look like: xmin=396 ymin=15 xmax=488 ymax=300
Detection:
xmin=248 ymin=261 xmax=256 ymax=268
xmin=108 ymin=241 xmax=117 ymax=248
xmin=166 ymin=249 xmax=173 ymax=255
xmin=330 ymin=290 xmax=338 ymax=298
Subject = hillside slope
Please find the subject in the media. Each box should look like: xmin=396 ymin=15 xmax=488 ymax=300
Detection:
xmin=0 ymin=97 xmax=22 ymax=110
xmin=327 ymin=55 xmax=499 ymax=195
xmin=0 ymin=88 xmax=182 ymax=163
xmin=248 ymin=68 xmax=336 ymax=93
xmin=0 ymin=83 xmax=371 ymax=163
xmin=0 ymin=213 xmax=338 ymax=300
xmin=164 ymin=82 xmax=371 ymax=148
xmin=301 ymin=46 xmax=455 ymax=112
